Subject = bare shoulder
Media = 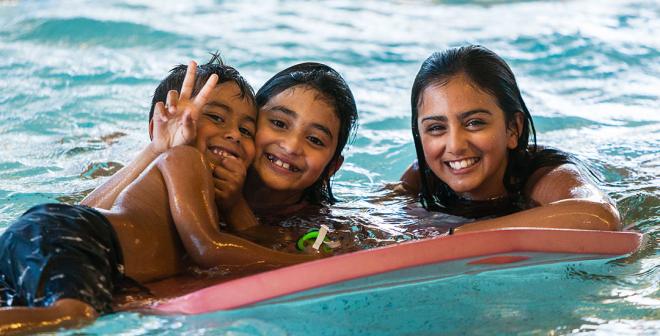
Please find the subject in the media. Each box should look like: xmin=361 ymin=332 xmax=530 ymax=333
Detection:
xmin=112 ymin=162 xmax=168 ymax=213
xmin=399 ymin=161 xmax=421 ymax=195
xmin=525 ymin=163 xmax=609 ymax=206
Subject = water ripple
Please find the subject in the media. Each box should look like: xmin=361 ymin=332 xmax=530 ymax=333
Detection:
xmin=15 ymin=17 xmax=183 ymax=49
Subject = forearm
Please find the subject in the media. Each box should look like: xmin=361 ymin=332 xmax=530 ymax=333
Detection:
xmin=188 ymin=230 xmax=316 ymax=269
xmin=157 ymin=147 xmax=315 ymax=270
xmin=454 ymin=199 xmax=621 ymax=234
xmin=222 ymin=196 xmax=259 ymax=231
xmin=0 ymin=299 xmax=97 ymax=335
xmin=80 ymin=144 xmax=160 ymax=209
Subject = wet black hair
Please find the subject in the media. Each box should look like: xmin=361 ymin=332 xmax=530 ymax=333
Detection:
xmin=411 ymin=45 xmax=571 ymax=217
xmin=256 ymin=62 xmax=358 ymax=205
xmin=149 ymin=52 xmax=255 ymax=124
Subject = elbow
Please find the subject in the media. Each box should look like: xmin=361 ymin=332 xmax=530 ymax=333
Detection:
xmin=579 ymin=200 xmax=621 ymax=231
xmin=186 ymin=245 xmax=224 ymax=269
xmin=183 ymin=237 xmax=253 ymax=269
xmin=600 ymin=202 xmax=621 ymax=231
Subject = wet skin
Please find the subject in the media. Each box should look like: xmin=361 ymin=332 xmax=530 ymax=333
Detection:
xmin=401 ymin=74 xmax=620 ymax=233
xmin=247 ymin=85 xmax=341 ymax=209
xmin=417 ymin=75 xmax=520 ymax=200
xmin=99 ymin=82 xmax=257 ymax=283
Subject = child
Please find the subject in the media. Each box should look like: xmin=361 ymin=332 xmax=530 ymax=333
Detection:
xmin=0 ymin=59 xmax=314 ymax=334
xmin=400 ymin=45 xmax=620 ymax=233
xmin=222 ymin=62 xmax=358 ymax=235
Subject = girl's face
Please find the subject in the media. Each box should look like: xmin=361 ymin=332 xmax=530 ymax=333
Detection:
xmin=253 ymin=86 xmax=340 ymax=194
xmin=417 ymin=75 xmax=520 ymax=200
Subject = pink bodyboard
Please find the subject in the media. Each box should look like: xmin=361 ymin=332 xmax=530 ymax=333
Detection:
xmin=150 ymin=228 xmax=643 ymax=315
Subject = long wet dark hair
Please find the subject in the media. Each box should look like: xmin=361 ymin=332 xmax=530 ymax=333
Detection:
xmin=256 ymin=62 xmax=358 ymax=205
xmin=411 ymin=45 xmax=571 ymax=217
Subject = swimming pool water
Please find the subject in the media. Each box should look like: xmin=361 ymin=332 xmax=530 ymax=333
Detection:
xmin=0 ymin=0 xmax=658 ymax=334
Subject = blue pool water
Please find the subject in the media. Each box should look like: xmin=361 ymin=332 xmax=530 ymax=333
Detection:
xmin=0 ymin=0 xmax=658 ymax=334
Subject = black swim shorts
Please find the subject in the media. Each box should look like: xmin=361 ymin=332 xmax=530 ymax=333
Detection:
xmin=0 ymin=203 xmax=125 ymax=313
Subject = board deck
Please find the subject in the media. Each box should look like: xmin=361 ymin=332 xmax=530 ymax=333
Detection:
xmin=148 ymin=228 xmax=643 ymax=315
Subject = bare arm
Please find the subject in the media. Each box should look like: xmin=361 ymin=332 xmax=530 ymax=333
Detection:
xmin=80 ymin=143 xmax=160 ymax=209
xmin=221 ymin=196 xmax=260 ymax=231
xmin=454 ymin=164 xmax=621 ymax=233
xmin=208 ymin=157 xmax=259 ymax=231
xmin=396 ymin=160 xmax=421 ymax=195
xmin=0 ymin=299 xmax=96 ymax=335
xmin=157 ymin=146 xmax=315 ymax=268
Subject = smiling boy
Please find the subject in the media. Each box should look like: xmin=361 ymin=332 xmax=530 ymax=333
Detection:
xmin=0 ymin=58 xmax=314 ymax=334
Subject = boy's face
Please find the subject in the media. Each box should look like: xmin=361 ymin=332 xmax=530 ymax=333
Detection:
xmin=253 ymin=86 xmax=340 ymax=193
xmin=193 ymin=81 xmax=257 ymax=168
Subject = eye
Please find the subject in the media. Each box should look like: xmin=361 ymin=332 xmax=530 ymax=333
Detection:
xmin=307 ymin=136 xmax=325 ymax=147
xmin=270 ymin=119 xmax=286 ymax=129
xmin=425 ymin=124 xmax=446 ymax=134
xmin=465 ymin=119 xmax=486 ymax=129
xmin=239 ymin=127 xmax=253 ymax=138
xmin=204 ymin=113 xmax=225 ymax=123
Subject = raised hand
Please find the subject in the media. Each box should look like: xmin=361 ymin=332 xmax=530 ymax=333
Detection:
xmin=151 ymin=61 xmax=219 ymax=152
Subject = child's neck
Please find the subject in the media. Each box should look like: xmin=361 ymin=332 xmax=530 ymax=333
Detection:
xmin=244 ymin=174 xmax=308 ymax=215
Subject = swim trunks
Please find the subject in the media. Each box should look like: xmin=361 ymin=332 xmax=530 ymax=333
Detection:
xmin=0 ymin=203 xmax=125 ymax=313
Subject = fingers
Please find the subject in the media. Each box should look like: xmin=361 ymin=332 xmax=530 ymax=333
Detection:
xmin=180 ymin=60 xmax=197 ymax=100
xmin=212 ymin=165 xmax=243 ymax=191
xmin=217 ymin=156 xmax=245 ymax=173
xmin=213 ymin=180 xmax=235 ymax=204
xmin=212 ymin=159 xmax=246 ymax=183
xmin=180 ymin=112 xmax=196 ymax=143
xmin=165 ymin=90 xmax=179 ymax=116
xmin=193 ymin=73 xmax=219 ymax=109
xmin=153 ymin=102 xmax=168 ymax=122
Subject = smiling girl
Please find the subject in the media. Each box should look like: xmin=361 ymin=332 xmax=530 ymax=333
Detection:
xmin=222 ymin=62 xmax=358 ymax=232
xmin=401 ymin=45 xmax=620 ymax=233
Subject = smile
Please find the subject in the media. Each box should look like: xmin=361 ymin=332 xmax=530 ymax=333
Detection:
xmin=445 ymin=157 xmax=480 ymax=171
xmin=210 ymin=146 xmax=239 ymax=159
xmin=266 ymin=153 xmax=301 ymax=172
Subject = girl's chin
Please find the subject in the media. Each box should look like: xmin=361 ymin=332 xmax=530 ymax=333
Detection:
xmin=444 ymin=179 xmax=482 ymax=197
xmin=259 ymin=174 xmax=298 ymax=191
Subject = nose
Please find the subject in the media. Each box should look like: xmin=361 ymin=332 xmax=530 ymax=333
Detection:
xmin=224 ymin=127 xmax=241 ymax=144
xmin=445 ymin=128 xmax=467 ymax=156
xmin=279 ymin=134 xmax=303 ymax=156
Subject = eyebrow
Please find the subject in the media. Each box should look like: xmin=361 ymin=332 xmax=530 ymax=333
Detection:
xmin=420 ymin=109 xmax=492 ymax=123
xmin=269 ymin=105 xmax=297 ymax=118
xmin=269 ymin=105 xmax=334 ymax=140
xmin=208 ymin=102 xmax=256 ymax=124
xmin=206 ymin=102 xmax=232 ymax=113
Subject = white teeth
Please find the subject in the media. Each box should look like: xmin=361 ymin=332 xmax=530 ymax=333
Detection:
xmin=268 ymin=154 xmax=298 ymax=172
xmin=211 ymin=148 xmax=234 ymax=158
xmin=448 ymin=158 xmax=478 ymax=170
xmin=274 ymin=159 xmax=291 ymax=170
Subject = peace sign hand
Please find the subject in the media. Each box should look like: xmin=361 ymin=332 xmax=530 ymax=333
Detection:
xmin=151 ymin=61 xmax=219 ymax=152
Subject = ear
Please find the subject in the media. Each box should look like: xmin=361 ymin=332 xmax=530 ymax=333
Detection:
xmin=327 ymin=155 xmax=344 ymax=178
xmin=148 ymin=119 xmax=154 ymax=141
xmin=507 ymin=112 xmax=524 ymax=149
